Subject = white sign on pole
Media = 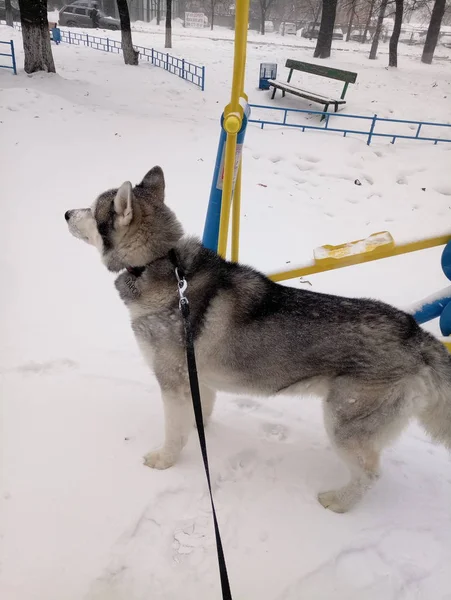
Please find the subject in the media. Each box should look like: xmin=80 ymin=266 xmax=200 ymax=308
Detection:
xmin=185 ymin=12 xmax=206 ymax=29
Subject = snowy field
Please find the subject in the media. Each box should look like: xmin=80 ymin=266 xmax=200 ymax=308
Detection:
xmin=1 ymin=23 xmax=451 ymax=600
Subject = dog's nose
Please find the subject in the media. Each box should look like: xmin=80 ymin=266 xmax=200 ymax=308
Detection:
xmin=65 ymin=210 xmax=72 ymax=221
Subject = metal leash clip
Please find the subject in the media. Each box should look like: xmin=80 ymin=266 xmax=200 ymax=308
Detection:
xmin=175 ymin=267 xmax=189 ymax=310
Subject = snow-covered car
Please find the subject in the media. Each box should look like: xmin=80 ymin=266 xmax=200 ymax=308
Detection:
xmin=264 ymin=20 xmax=274 ymax=33
xmin=300 ymin=24 xmax=344 ymax=40
xmin=279 ymin=22 xmax=297 ymax=35
xmin=59 ymin=3 xmax=120 ymax=30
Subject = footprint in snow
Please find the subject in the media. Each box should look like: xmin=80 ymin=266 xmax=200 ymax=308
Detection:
xmin=260 ymin=422 xmax=289 ymax=442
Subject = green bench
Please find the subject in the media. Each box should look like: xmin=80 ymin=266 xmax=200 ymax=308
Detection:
xmin=268 ymin=59 xmax=358 ymax=115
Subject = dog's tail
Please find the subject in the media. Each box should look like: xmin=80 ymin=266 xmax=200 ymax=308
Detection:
xmin=415 ymin=333 xmax=451 ymax=450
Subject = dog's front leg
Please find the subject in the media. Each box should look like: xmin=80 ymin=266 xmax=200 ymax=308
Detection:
xmin=144 ymin=385 xmax=192 ymax=470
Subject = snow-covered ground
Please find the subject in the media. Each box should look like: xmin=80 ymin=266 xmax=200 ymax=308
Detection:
xmin=1 ymin=23 xmax=451 ymax=600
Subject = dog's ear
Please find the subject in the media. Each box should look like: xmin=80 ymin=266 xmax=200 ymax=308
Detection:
xmin=141 ymin=166 xmax=165 ymax=202
xmin=114 ymin=181 xmax=134 ymax=226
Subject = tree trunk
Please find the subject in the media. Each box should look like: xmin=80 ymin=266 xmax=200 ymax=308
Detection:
xmin=146 ymin=0 xmax=150 ymax=22
xmin=362 ymin=0 xmax=376 ymax=43
xmin=388 ymin=0 xmax=403 ymax=67
xmin=116 ymin=0 xmax=139 ymax=65
xmin=210 ymin=1 xmax=214 ymax=30
xmin=314 ymin=0 xmax=338 ymax=59
xmin=18 ymin=0 xmax=56 ymax=73
xmin=421 ymin=0 xmax=446 ymax=64
xmin=260 ymin=5 xmax=266 ymax=35
xmin=156 ymin=0 xmax=160 ymax=25
xmin=369 ymin=0 xmax=388 ymax=59
xmin=5 ymin=0 xmax=13 ymax=26
xmin=346 ymin=0 xmax=356 ymax=42
xmin=165 ymin=0 xmax=172 ymax=47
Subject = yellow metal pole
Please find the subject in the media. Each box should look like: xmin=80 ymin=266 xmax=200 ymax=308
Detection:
xmin=268 ymin=234 xmax=451 ymax=282
xmin=231 ymin=159 xmax=242 ymax=262
xmin=217 ymin=0 xmax=250 ymax=258
xmin=229 ymin=0 xmax=250 ymax=111
xmin=217 ymin=132 xmax=238 ymax=257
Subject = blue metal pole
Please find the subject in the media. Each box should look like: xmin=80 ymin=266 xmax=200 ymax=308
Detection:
xmin=203 ymin=120 xmax=227 ymax=252
xmin=203 ymin=107 xmax=249 ymax=252
xmin=367 ymin=114 xmax=377 ymax=146
xmin=201 ymin=66 xmax=205 ymax=91
xmin=10 ymin=40 xmax=17 ymax=74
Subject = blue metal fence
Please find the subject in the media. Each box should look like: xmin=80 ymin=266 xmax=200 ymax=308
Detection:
xmin=57 ymin=29 xmax=205 ymax=89
xmin=1 ymin=21 xmax=205 ymax=89
xmin=249 ymin=104 xmax=451 ymax=146
xmin=0 ymin=39 xmax=17 ymax=74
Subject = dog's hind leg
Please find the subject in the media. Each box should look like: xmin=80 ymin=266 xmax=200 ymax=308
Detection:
xmin=318 ymin=436 xmax=381 ymax=513
xmin=318 ymin=378 xmax=410 ymax=513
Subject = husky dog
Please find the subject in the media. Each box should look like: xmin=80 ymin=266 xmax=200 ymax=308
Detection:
xmin=65 ymin=166 xmax=451 ymax=513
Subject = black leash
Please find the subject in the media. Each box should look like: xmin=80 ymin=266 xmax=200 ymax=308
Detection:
xmin=172 ymin=257 xmax=233 ymax=600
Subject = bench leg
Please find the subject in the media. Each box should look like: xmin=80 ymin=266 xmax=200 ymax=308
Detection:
xmin=321 ymin=104 xmax=329 ymax=122
xmin=271 ymin=87 xmax=277 ymax=100
xmin=334 ymin=103 xmax=339 ymax=112
xmin=282 ymin=90 xmax=286 ymax=98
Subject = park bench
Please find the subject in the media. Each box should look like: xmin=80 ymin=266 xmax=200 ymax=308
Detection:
xmin=268 ymin=59 xmax=358 ymax=115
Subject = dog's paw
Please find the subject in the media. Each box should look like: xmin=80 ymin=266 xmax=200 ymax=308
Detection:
xmin=317 ymin=491 xmax=349 ymax=514
xmin=143 ymin=450 xmax=177 ymax=470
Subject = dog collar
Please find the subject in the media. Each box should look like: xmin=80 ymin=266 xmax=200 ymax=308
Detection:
xmin=126 ymin=266 xmax=146 ymax=277
xmin=125 ymin=249 xmax=183 ymax=278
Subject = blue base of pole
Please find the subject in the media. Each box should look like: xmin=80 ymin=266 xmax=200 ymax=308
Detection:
xmin=202 ymin=107 xmax=250 ymax=253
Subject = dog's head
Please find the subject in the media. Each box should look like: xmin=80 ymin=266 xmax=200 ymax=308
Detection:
xmin=65 ymin=166 xmax=183 ymax=272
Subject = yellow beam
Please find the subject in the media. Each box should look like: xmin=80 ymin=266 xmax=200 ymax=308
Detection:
xmin=268 ymin=234 xmax=451 ymax=282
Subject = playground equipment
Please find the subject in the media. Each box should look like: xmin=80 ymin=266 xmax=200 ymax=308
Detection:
xmin=409 ymin=240 xmax=451 ymax=350
xmin=201 ymin=0 xmax=451 ymax=352
xmin=202 ymin=0 xmax=250 ymax=260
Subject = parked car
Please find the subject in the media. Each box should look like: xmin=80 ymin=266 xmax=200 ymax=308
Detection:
xmin=59 ymin=3 xmax=120 ymax=30
xmin=0 ymin=0 xmax=20 ymax=21
xmin=300 ymin=24 xmax=344 ymax=40
xmin=399 ymin=30 xmax=426 ymax=45
xmin=279 ymin=21 xmax=297 ymax=35
xmin=264 ymin=20 xmax=274 ymax=33
xmin=350 ymin=29 xmax=369 ymax=42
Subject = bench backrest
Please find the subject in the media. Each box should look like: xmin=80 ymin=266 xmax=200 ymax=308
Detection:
xmin=285 ymin=60 xmax=357 ymax=84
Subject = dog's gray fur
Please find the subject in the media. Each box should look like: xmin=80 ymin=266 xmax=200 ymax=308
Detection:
xmin=65 ymin=166 xmax=451 ymax=512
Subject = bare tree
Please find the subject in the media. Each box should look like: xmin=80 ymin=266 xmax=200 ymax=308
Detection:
xmin=116 ymin=0 xmax=139 ymax=65
xmin=345 ymin=0 xmax=357 ymax=41
xmin=205 ymin=0 xmax=220 ymax=29
xmin=388 ymin=0 xmax=403 ymax=66
xmin=165 ymin=0 xmax=172 ymax=47
xmin=362 ymin=0 xmax=377 ymax=42
xmin=157 ymin=0 xmax=161 ymax=24
xmin=5 ymin=0 xmax=14 ymax=26
xmin=313 ymin=0 xmax=338 ymax=58
xmin=369 ymin=0 xmax=388 ymax=58
xmin=422 ymin=0 xmax=447 ymax=63
xmin=303 ymin=0 xmax=322 ymax=24
xmin=259 ymin=0 xmax=276 ymax=34
xmin=17 ymin=0 xmax=56 ymax=73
